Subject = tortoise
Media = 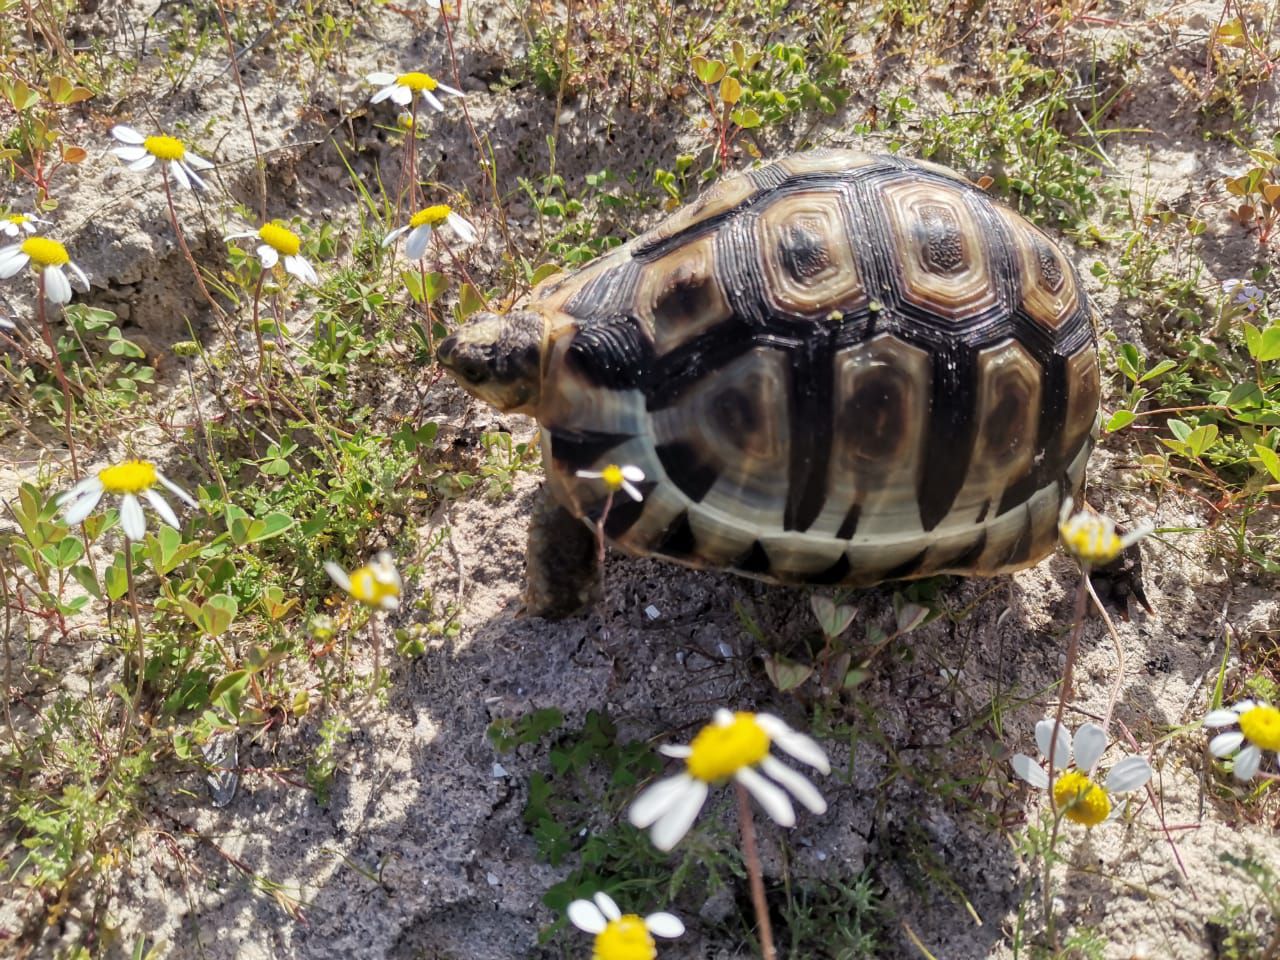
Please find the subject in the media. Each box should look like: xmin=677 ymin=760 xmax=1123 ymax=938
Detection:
xmin=437 ymin=149 xmax=1101 ymax=618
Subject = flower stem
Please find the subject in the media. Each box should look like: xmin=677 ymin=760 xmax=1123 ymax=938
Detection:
xmin=250 ymin=269 xmax=267 ymax=377
xmin=123 ymin=537 xmax=146 ymax=717
xmin=366 ymin=615 xmax=382 ymax=705
xmin=34 ymin=281 xmax=79 ymax=477
xmin=735 ymin=781 xmax=776 ymax=960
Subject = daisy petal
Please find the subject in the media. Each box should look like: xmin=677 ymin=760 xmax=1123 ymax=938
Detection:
xmin=183 ymin=163 xmax=208 ymax=191
xmin=0 ymin=249 xmax=30 ymax=278
xmin=421 ymin=90 xmax=444 ymax=112
xmin=658 ymin=744 xmax=692 ymax=759
xmin=712 ymin=708 xmax=734 ymax=726
xmin=381 ymin=225 xmax=410 ymax=248
xmin=404 ymin=224 xmax=432 ymax=260
xmin=111 ymin=124 xmax=145 ymax=144
xmin=593 ymin=891 xmax=621 ymax=921
xmin=1073 ymin=723 xmax=1107 ymax=773
xmin=620 ymin=465 xmax=645 ymax=482
xmin=1105 ymin=756 xmax=1152 ymax=793
xmin=1234 ymin=745 xmax=1262 ymax=781
xmin=111 ymin=145 xmax=148 ymax=162
xmin=127 ymin=154 xmax=157 ymax=171
xmin=390 ymin=86 xmax=413 ymax=106
xmin=446 ymin=212 xmax=477 ymax=244
xmin=285 ymin=255 xmax=318 ymax=284
xmin=1035 ymin=719 xmax=1071 ymax=770
xmin=169 ymin=161 xmax=191 ymax=190
xmin=42 ymin=266 xmax=71 ymax=304
xmin=370 ymin=86 xmax=395 ymax=104
xmin=629 ymin=773 xmax=693 ymax=828
xmin=62 ymin=487 xmax=105 ymax=525
xmin=185 ymin=151 xmax=214 ymax=171
xmin=436 ymin=82 xmax=463 ymax=97
xmin=756 ymin=715 xmax=829 ymax=773
xmin=737 ymin=765 xmax=796 ymax=827
xmin=1011 ymin=753 xmax=1049 ymax=789
xmin=760 ymin=755 xmax=827 ymax=814
xmin=157 ymin=472 xmax=198 ymax=507
xmin=119 ymin=494 xmax=146 ymax=540
xmin=1209 ymin=731 xmax=1244 ymax=758
xmin=566 ymin=899 xmax=606 ymax=934
xmin=324 ymin=561 xmax=353 ymax=594
xmin=645 ymin=913 xmax=685 ymax=938
xmin=66 ymin=262 xmax=90 ymax=291
xmin=144 ymin=488 xmax=180 ymax=529
xmin=58 ymin=475 xmax=102 ymax=506
xmin=366 ymin=72 xmax=397 ymax=84
xmin=258 ymin=245 xmax=279 ymax=269
xmin=649 ymin=779 xmax=708 ymax=851
xmin=1203 ymin=709 xmax=1241 ymax=728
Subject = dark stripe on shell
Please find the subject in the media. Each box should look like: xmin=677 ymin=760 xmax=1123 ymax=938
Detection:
xmin=563 ymin=315 xmax=654 ymax=391
xmin=940 ymin=529 xmax=988 ymax=571
xmin=656 ymin=512 xmax=698 ymax=558
xmin=917 ymin=345 xmax=977 ymax=531
xmin=884 ymin=548 xmax=929 ymax=580
xmin=655 ymin=440 xmax=719 ymax=502
xmin=836 ymin=502 xmax=861 ymax=540
xmin=549 ymin=428 xmax=632 ymax=473
xmin=812 ymin=552 xmax=852 ymax=584
xmin=733 ymin=540 xmax=772 ymax=574
xmin=783 ymin=333 xmax=834 ymax=532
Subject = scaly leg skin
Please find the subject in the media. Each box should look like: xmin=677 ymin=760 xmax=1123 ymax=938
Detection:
xmin=522 ymin=485 xmax=601 ymax=619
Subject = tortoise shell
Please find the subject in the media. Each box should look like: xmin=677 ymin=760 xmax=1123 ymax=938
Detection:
xmin=528 ymin=150 xmax=1100 ymax=587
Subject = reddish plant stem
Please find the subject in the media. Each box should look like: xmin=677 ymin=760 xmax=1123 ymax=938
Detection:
xmin=736 ymin=782 xmax=776 ymax=960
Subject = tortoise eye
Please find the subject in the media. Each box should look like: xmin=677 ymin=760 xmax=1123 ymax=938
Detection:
xmin=456 ymin=359 xmax=488 ymax=384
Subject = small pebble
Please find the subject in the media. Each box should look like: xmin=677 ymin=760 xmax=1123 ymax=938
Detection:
xmin=644 ymin=604 xmax=660 ymax=620
xmin=491 ymin=763 xmax=507 ymax=778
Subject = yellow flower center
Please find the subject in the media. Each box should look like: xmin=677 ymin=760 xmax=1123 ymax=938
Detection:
xmin=1052 ymin=770 xmax=1111 ymax=827
xmin=600 ymin=465 xmax=626 ymax=490
xmin=347 ymin=566 xmax=400 ymax=607
xmin=1058 ymin=514 xmax=1121 ymax=565
xmin=98 ymin=460 xmax=158 ymax=495
xmin=8 ymin=214 xmax=29 ymax=224
xmin=258 ymin=222 xmax=302 ymax=256
xmin=143 ymin=135 xmax=187 ymax=161
xmin=409 ymin=204 xmax=452 ymax=228
xmin=686 ymin=712 xmax=770 ymax=783
xmin=1239 ymin=705 xmax=1280 ymax=752
xmin=396 ymin=71 xmax=439 ymax=91
xmin=20 ymin=236 xmax=70 ymax=267
xmin=593 ymin=916 xmax=655 ymax=960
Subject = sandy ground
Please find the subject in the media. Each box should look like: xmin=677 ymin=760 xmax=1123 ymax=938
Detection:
xmin=2 ymin=0 xmax=1278 ymax=958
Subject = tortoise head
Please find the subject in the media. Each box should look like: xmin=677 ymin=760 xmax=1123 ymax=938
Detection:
xmin=436 ymin=309 xmax=547 ymax=415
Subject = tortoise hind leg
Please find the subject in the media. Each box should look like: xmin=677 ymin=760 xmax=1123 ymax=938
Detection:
xmin=523 ymin=485 xmax=600 ymax=619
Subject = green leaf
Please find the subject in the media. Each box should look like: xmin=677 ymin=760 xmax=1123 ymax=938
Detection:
xmin=210 ymin=670 xmax=249 ymax=718
xmin=104 ymin=552 xmax=129 ymax=601
xmin=70 ymin=564 xmax=101 ymax=599
xmin=228 ymin=508 xmax=294 ymax=546
xmin=1253 ymin=444 xmax=1280 ymax=482
xmin=1136 ymin=359 xmax=1176 ymax=383
xmin=729 ymin=106 xmax=762 ymax=129
xmin=529 ymin=263 xmax=562 ymax=286
xmin=692 ymin=56 xmax=726 ymax=84
xmin=810 ymin=594 xmax=855 ymax=638
xmin=1106 ymin=409 xmax=1136 ymax=432
xmin=1114 ymin=343 xmax=1140 ymax=382
xmin=1243 ymin=322 xmax=1280 ymax=361
xmin=764 ymin=655 xmax=813 ymax=692
xmin=1185 ymin=424 xmax=1219 ymax=458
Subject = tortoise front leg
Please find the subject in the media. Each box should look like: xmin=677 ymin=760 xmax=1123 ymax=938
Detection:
xmin=523 ymin=485 xmax=600 ymax=619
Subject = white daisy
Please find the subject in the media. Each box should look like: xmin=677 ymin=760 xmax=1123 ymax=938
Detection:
xmin=1058 ymin=497 xmax=1153 ymax=567
xmin=58 ymin=460 xmax=198 ymax=540
xmin=381 ymin=204 xmax=477 ymax=259
xmin=0 ymin=236 xmax=90 ymax=305
xmin=1 ymin=213 xmax=51 ymax=238
xmin=365 ymin=69 xmax=462 ymax=111
xmin=567 ymin=891 xmax=684 ymax=960
xmin=324 ymin=552 xmax=402 ymax=610
xmin=1010 ymin=719 xmax=1152 ymax=827
xmin=576 ymin=464 xmax=645 ymax=502
xmin=629 ymin=709 xmax=830 ymax=852
xmin=110 ymin=125 xmax=215 ymax=191
xmin=224 ymin=221 xmax=318 ymax=284
xmin=1205 ymin=700 xmax=1280 ymax=782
